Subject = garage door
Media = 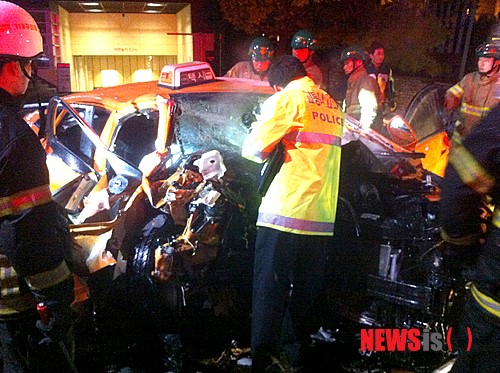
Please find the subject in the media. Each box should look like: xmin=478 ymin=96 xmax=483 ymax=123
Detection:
xmin=73 ymin=55 xmax=177 ymax=91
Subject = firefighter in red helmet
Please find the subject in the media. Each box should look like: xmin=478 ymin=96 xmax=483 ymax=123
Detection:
xmin=0 ymin=1 xmax=76 ymax=371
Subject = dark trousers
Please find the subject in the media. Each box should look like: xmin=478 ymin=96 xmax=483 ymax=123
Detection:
xmin=451 ymin=290 xmax=500 ymax=373
xmin=0 ymin=310 xmax=75 ymax=373
xmin=0 ymin=311 xmax=38 ymax=373
xmin=251 ymin=227 xmax=329 ymax=371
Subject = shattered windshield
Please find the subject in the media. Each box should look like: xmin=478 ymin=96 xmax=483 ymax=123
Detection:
xmin=173 ymin=92 xmax=268 ymax=155
xmin=172 ymin=92 xmax=270 ymax=186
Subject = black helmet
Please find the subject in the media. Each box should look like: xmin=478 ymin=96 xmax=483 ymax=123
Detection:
xmin=291 ymin=30 xmax=317 ymax=51
xmin=475 ymin=43 xmax=500 ymax=59
xmin=487 ymin=21 xmax=500 ymax=48
xmin=248 ymin=37 xmax=275 ymax=62
xmin=340 ymin=45 xmax=366 ymax=63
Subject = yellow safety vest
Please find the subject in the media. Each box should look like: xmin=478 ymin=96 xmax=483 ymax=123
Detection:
xmin=242 ymin=76 xmax=343 ymax=236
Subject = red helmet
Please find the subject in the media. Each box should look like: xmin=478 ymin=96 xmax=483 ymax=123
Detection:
xmin=0 ymin=1 xmax=43 ymax=60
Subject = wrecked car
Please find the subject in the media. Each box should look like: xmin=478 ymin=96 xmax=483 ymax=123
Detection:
xmin=27 ymin=62 xmax=454 ymax=371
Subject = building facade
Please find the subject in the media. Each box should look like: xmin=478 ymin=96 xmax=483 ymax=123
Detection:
xmin=19 ymin=1 xmax=215 ymax=92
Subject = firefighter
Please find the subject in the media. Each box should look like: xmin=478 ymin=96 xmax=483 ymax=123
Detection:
xmin=444 ymin=42 xmax=500 ymax=139
xmin=340 ymin=45 xmax=381 ymax=130
xmin=224 ymin=36 xmax=274 ymax=81
xmin=365 ymin=41 xmax=396 ymax=112
xmin=242 ymin=55 xmax=344 ymax=372
xmin=0 ymin=1 xmax=75 ymax=372
xmin=439 ymin=76 xmax=500 ymax=372
xmin=291 ymin=29 xmax=324 ymax=88
xmin=440 ymin=107 xmax=500 ymax=373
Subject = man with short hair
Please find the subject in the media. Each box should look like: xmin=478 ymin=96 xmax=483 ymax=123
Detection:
xmin=242 ymin=55 xmax=344 ymax=372
xmin=365 ymin=41 xmax=396 ymax=112
xmin=0 ymin=1 xmax=75 ymax=371
xmin=444 ymin=42 xmax=500 ymax=139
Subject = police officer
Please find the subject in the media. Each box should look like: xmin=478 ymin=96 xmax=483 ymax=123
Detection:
xmin=340 ymin=45 xmax=381 ymax=130
xmin=0 ymin=1 xmax=75 ymax=371
xmin=440 ymin=30 xmax=500 ymax=373
xmin=291 ymin=30 xmax=323 ymax=88
xmin=444 ymin=42 xmax=500 ymax=139
xmin=224 ymin=37 xmax=274 ymax=81
xmin=242 ymin=55 xmax=344 ymax=372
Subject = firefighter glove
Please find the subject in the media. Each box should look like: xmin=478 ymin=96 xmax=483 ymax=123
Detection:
xmin=32 ymin=277 xmax=76 ymax=345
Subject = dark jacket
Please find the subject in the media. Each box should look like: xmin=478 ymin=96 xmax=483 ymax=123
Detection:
xmin=440 ymin=104 xmax=500 ymax=305
xmin=365 ymin=61 xmax=395 ymax=104
xmin=0 ymin=88 xmax=74 ymax=319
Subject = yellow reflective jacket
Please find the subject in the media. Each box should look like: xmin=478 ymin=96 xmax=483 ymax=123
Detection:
xmin=242 ymin=76 xmax=344 ymax=236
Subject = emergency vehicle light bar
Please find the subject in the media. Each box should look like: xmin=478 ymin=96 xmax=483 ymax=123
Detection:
xmin=158 ymin=61 xmax=216 ymax=89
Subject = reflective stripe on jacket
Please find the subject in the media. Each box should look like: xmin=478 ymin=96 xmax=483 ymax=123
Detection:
xmin=448 ymin=137 xmax=495 ymax=195
xmin=471 ymin=283 xmax=500 ymax=318
xmin=0 ymin=255 xmax=35 ymax=317
xmin=1 ymin=88 xmax=74 ymax=317
xmin=440 ymin=103 xmax=500 ymax=315
xmin=0 ymin=184 xmax=52 ymax=218
xmin=446 ymin=71 xmax=499 ymax=137
xmin=242 ymin=76 xmax=343 ymax=236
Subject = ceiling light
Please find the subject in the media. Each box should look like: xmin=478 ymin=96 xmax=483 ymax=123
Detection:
xmin=144 ymin=2 xmax=165 ymax=12
xmin=79 ymin=2 xmax=103 ymax=12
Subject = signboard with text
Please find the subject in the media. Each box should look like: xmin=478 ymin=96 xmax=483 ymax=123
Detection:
xmin=158 ymin=62 xmax=215 ymax=89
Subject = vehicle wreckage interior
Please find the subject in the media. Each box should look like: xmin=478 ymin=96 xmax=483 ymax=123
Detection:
xmin=35 ymin=73 xmax=461 ymax=372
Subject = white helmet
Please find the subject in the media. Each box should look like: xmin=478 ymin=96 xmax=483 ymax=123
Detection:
xmin=0 ymin=1 xmax=43 ymax=60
